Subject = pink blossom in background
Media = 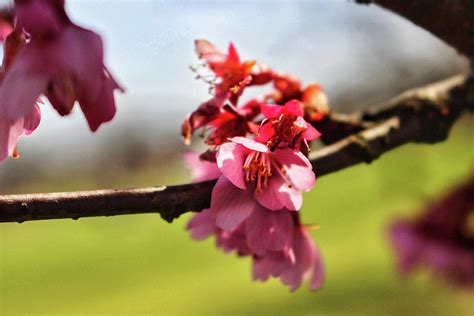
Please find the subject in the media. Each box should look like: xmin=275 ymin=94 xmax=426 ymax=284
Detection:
xmin=0 ymin=25 xmax=42 ymax=161
xmin=390 ymin=177 xmax=474 ymax=289
xmin=0 ymin=0 xmax=124 ymax=163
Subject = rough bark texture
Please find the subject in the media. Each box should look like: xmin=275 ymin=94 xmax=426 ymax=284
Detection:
xmin=1 ymin=75 xmax=472 ymax=223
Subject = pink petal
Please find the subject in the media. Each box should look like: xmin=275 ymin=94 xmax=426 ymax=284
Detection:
xmin=260 ymin=104 xmax=283 ymax=119
xmin=254 ymin=121 xmax=274 ymax=143
xmin=195 ymin=39 xmax=226 ymax=64
xmin=23 ymin=103 xmax=42 ymax=135
xmin=309 ymin=240 xmax=325 ymax=290
xmin=78 ymin=68 xmax=121 ymax=132
xmin=304 ymin=123 xmax=321 ymax=141
xmin=183 ymin=151 xmax=221 ymax=182
xmin=230 ymin=136 xmax=268 ymax=153
xmin=0 ymin=20 xmax=12 ymax=41
xmin=273 ymin=149 xmax=315 ymax=192
xmin=56 ymin=27 xmax=105 ymax=104
xmin=280 ymin=228 xmax=314 ymax=291
xmin=252 ymin=250 xmax=294 ymax=281
xmin=15 ymin=0 xmax=63 ymax=38
xmin=255 ymin=174 xmax=302 ymax=211
xmin=186 ymin=209 xmax=216 ymax=241
xmin=210 ymin=176 xmax=258 ymax=231
xmin=44 ymin=74 xmax=76 ymax=116
xmin=0 ymin=46 xmax=50 ymax=121
xmin=278 ymin=183 xmax=303 ymax=211
xmin=0 ymin=117 xmax=23 ymax=162
xmin=216 ymin=142 xmax=246 ymax=189
xmin=283 ymin=100 xmax=303 ymax=116
xmin=245 ymin=206 xmax=293 ymax=256
xmin=227 ymin=42 xmax=241 ymax=64
xmin=216 ymin=225 xmax=251 ymax=255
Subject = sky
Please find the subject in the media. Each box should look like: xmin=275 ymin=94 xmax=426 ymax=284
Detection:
xmin=0 ymin=0 xmax=468 ymax=169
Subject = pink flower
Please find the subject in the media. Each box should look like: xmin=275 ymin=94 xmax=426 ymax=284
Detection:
xmin=181 ymin=97 xmax=261 ymax=146
xmin=0 ymin=28 xmax=41 ymax=161
xmin=216 ymin=137 xmax=315 ymax=211
xmin=389 ymin=177 xmax=474 ymax=289
xmin=0 ymin=0 xmax=123 ymax=162
xmin=257 ymin=100 xmax=321 ymax=150
xmin=185 ymin=154 xmax=294 ymax=256
xmin=195 ymin=40 xmax=272 ymax=102
xmin=253 ymin=224 xmax=324 ymax=291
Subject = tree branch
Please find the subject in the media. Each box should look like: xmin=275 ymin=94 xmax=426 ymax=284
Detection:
xmin=356 ymin=0 xmax=474 ymax=60
xmin=1 ymin=75 xmax=472 ymax=224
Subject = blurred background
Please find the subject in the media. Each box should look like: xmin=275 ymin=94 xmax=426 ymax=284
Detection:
xmin=0 ymin=0 xmax=473 ymax=315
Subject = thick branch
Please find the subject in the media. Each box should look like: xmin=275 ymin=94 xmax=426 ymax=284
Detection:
xmin=0 ymin=75 xmax=472 ymax=224
xmin=357 ymin=0 xmax=474 ymax=60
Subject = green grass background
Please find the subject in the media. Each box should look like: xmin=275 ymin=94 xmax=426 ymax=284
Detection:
xmin=1 ymin=119 xmax=473 ymax=315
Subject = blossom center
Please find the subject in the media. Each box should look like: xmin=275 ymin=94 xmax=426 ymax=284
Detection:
xmin=242 ymin=151 xmax=272 ymax=194
xmin=242 ymin=151 xmax=295 ymax=194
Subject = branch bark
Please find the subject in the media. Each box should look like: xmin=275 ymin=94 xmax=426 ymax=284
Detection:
xmin=356 ymin=0 xmax=474 ymax=60
xmin=1 ymin=75 xmax=472 ymax=224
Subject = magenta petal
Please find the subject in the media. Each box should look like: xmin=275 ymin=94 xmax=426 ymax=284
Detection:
xmin=260 ymin=104 xmax=283 ymax=119
xmin=195 ymin=39 xmax=227 ymax=64
xmin=254 ymin=175 xmax=287 ymax=210
xmin=183 ymin=151 xmax=221 ymax=182
xmin=245 ymin=206 xmax=293 ymax=256
xmin=255 ymin=121 xmax=274 ymax=143
xmin=23 ymin=103 xmax=41 ymax=136
xmin=56 ymin=27 xmax=104 ymax=103
xmin=255 ymin=174 xmax=302 ymax=211
xmin=0 ymin=117 xmax=23 ymax=162
xmin=0 ymin=48 xmax=50 ymax=121
xmin=186 ymin=209 xmax=216 ymax=240
xmin=283 ymin=100 xmax=303 ymax=116
xmin=304 ymin=123 xmax=321 ymax=141
xmin=252 ymin=251 xmax=294 ymax=281
xmin=78 ymin=69 xmax=121 ymax=132
xmin=216 ymin=225 xmax=251 ymax=255
xmin=227 ymin=42 xmax=241 ymax=64
xmin=309 ymin=241 xmax=325 ymax=290
xmin=274 ymin=149 xmax=315 ymax=192
xmin=230 ymin=137 xmax=268 ymax=153
xmin=15 ymin=0 xmax=62 ymax=38
xmin=211 ymin=176 xmax=257 ymax=231
xmin=216 ymin=142 xmax=246 ymax=189
xmin=0 ymin=21 xmax=12 ymax=42
xmin=280 ymin=228 xmax=314 ymax=291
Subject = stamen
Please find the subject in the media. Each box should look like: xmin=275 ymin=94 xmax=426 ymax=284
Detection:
xmin=242 ymin=151 xmax=273 ymax=193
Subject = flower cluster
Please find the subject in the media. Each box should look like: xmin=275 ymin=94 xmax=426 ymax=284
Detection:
xmin=0 ymin=0 xmax=123 ymax=163
xmin=390 ymin=177 xmax=474 ymax=289
xmin=183 ymin=40 xmax=329 ymax=291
